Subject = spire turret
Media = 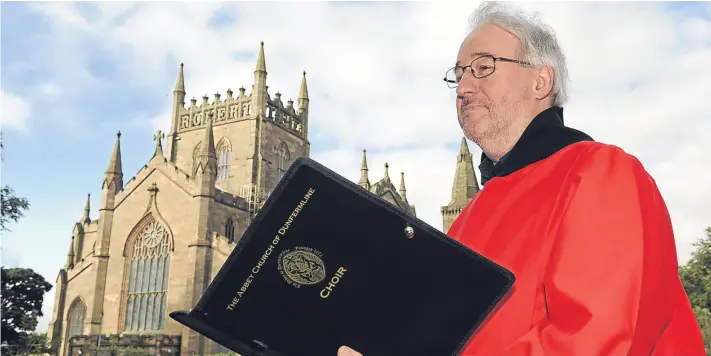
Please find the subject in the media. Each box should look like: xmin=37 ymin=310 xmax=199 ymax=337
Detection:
xmin=106 ymin=132 xmax=122 ymax=176
xmin=255 ymin=42 xmax=266 ymax=73
xmin=383 ymin=163 xmax=390 ymax=182
xmin=399 ymin=172 xmax=408 ymax=202
xmin=441 ymin=138 xmax=480 ymax=232
xmin=448 ymin=137 xmax=479 ymax=206
xmin=298 ymin=71 xmax=309 ymax=101
xmin=297 ymin=70 xmax=310 ymax=138
xmin=103 ymin=131 xmax=123 ymax=192
xmin=358 ymin=149 xmax=370 ymax=189
xmin=252 ymin=42 xmax=268 ymax=118
xmin=97 ymin=131 xmax=122 ymax=255
xmin=174 ymin=63 xmax=185 ymax=93
xmin=82 ymin=193 xmax=91 ymax=224
xmin=168 ymin=63 xmax=186 ymax=162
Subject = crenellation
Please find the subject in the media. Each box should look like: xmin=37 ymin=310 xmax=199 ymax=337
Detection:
xmin=266 ymin=100 xmax=304 ymax=136
xmin=178 ymin=92 xmax=253 ymax=133
xmin=213 ymin=189 xmax=248 ymax=210
xmin=286 ymin=99 xmax=295 ymax=113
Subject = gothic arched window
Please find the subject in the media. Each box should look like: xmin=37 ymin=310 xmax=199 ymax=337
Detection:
xmin=123 ymin=219 xmax=171 ymax=332
xmin=67 ymin=298 xmax=86 ymax=339
xmin=192 ymin=141 xmax=202 ymax=174
xmin=216 ymin=138 xmax=232 ymax=181
xmin=277 ymin=143 xmax=289 ymax=181
xmin=225 ymin=218 xmax=235 ymax=243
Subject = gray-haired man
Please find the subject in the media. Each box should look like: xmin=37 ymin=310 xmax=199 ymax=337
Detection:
xmin=339 ymin=2 xmax=704 ymax=355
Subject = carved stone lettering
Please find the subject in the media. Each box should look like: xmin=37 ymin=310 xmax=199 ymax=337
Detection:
xmin=180 ymin=115 xmax=190 ymax=129
xmin=193 ymin=112 xmax=203 ymax=126
xmin=230 ymin=105 xmax=239 ymax=119
xmin=217 ymin=107 xmax=227 ymax=121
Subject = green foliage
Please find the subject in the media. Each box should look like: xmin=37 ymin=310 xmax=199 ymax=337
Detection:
xmin=25 ymin=333 xmax=48 ymax=353
xmin=679 ymin=226 xmax=711 ymax=354
xmin=0 ymin=134 xmax=30 ymax=232
xmin=0 ymin=185 xmax=30 ymax=232
xmin=0 ymin=332 xmax=50 ymax=356
xmin=692 ymin=307 xmax=711 ymax=355
xmin=1 ymin=268 xmax=53 ymax=348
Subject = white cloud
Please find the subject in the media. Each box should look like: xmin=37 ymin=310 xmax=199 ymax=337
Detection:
xmin=21 ymin=1 xmax=711 ymax=331
xmin=34 ymin=0 xmax=711 ymax=260
xmin=0 ymin=91 xmax=32 ymax=135
xmin=38 ymin=83 xmax=63 ymax=97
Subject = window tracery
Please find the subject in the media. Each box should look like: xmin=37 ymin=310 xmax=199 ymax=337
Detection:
xmin=192 ymin=141 xmax=202 ymax=174
xmin=277 ymin=143 xmax=290 ymax=181
xmin=67 ymin=298 xmax=86 ymax=339
xmin=123 ymin=219 xmax=171 ymax=331
xmin=225 ymin=218 xmax=235 ymax=243
xmin=216 ymin=138 xmax=232 ymax=181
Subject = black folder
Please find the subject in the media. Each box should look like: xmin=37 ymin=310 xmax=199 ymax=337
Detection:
xmin=170 ymin=157 xmax=515 ymax=356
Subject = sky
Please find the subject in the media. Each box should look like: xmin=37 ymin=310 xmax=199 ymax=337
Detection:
xmin=1 ymin=1 xmax=710 ymax=334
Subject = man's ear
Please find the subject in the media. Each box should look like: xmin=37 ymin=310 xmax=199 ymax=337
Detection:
xmin=534 ymin=66 xmax=555 ymax=100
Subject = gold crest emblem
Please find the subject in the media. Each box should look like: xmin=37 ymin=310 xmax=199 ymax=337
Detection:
xmin=278 ymin=247 xmax=326 ymax=288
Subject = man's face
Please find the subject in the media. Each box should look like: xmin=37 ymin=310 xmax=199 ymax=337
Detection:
xmin=455 ymin=23 xmax=532 ymax=147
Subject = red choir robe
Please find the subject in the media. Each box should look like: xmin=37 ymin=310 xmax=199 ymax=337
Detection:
xmin=449 ymin=107 xmax=706 ymax=356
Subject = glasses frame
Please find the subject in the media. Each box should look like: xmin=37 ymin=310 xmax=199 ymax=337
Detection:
xmin=444 ymin=54 xmax=532 ymax=88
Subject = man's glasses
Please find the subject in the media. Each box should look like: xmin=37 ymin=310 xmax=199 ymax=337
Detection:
xmin=444 ymin=54 xmax=531 ymax=89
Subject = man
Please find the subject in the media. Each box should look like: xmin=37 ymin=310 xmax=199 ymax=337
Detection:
xmin=339 ymin=2 xmax=705 ymax=356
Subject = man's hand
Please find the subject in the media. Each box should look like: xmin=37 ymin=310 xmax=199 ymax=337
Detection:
xmin=337 ymin=346 xmax=362 ymax=356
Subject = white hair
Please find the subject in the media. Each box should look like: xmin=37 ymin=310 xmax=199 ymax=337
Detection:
xmin=468 ymin=2 xmax=570 ymax=107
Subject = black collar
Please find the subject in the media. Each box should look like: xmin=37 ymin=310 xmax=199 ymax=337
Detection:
xmin=478 ymin=106 xmax=594 ymax=185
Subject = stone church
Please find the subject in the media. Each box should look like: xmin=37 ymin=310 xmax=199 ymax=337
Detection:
xmin=46 ymin=42 xmax=480 ymax=356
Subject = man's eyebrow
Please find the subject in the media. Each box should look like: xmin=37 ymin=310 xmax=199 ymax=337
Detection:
xmin=470 ymin=51 xmax=493 ymax=58
xmin=456 ymin=51 xmax=495 ymax=66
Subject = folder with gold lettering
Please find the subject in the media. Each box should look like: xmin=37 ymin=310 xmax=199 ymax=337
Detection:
xmin=170 ymin=157 xmax=515 ymax=356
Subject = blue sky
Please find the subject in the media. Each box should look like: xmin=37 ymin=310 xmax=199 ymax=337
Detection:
xmin=2 ymin=1 xmax=710 ymax=333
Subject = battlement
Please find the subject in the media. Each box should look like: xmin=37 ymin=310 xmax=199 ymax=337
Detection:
xmin=176 ymin=87 xmax=253 ymax=133
xmin=173 ymin=42 xmax=308 ymax=139
xmin=266 ymin=92 xmax=305 ymax=136
xmin=214 ymin=188 xmax=248 ymax=210
xmin=175 ymin=86 xmax=306 ymax=138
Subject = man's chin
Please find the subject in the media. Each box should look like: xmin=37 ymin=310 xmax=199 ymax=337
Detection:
xmin=461 ymin=116 xmax=489 ymax=141
xmin=463 ymin=112 xmax=488 ymax=126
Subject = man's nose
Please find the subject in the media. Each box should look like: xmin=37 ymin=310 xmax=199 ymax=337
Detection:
xmin=456 ymin=70 xmax=479 ymax=96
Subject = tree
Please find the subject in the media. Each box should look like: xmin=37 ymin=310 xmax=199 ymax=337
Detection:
xmin=679 ymin=226 xmax=711 ymax=354
xmin=1 ymin=186 xmax=30 ymax=232
xmin=0 ymin=132 xmax=30 ymax=232
xmin=0 ymin=268 xmax=53 ymax=349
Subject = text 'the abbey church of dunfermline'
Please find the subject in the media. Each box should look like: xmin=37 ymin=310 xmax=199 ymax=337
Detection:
xmin=46 ymin=42 xmax=481 ymax=356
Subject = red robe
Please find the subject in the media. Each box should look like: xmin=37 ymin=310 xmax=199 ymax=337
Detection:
xmin=449 ymin=140 xmax=706 ymax=355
